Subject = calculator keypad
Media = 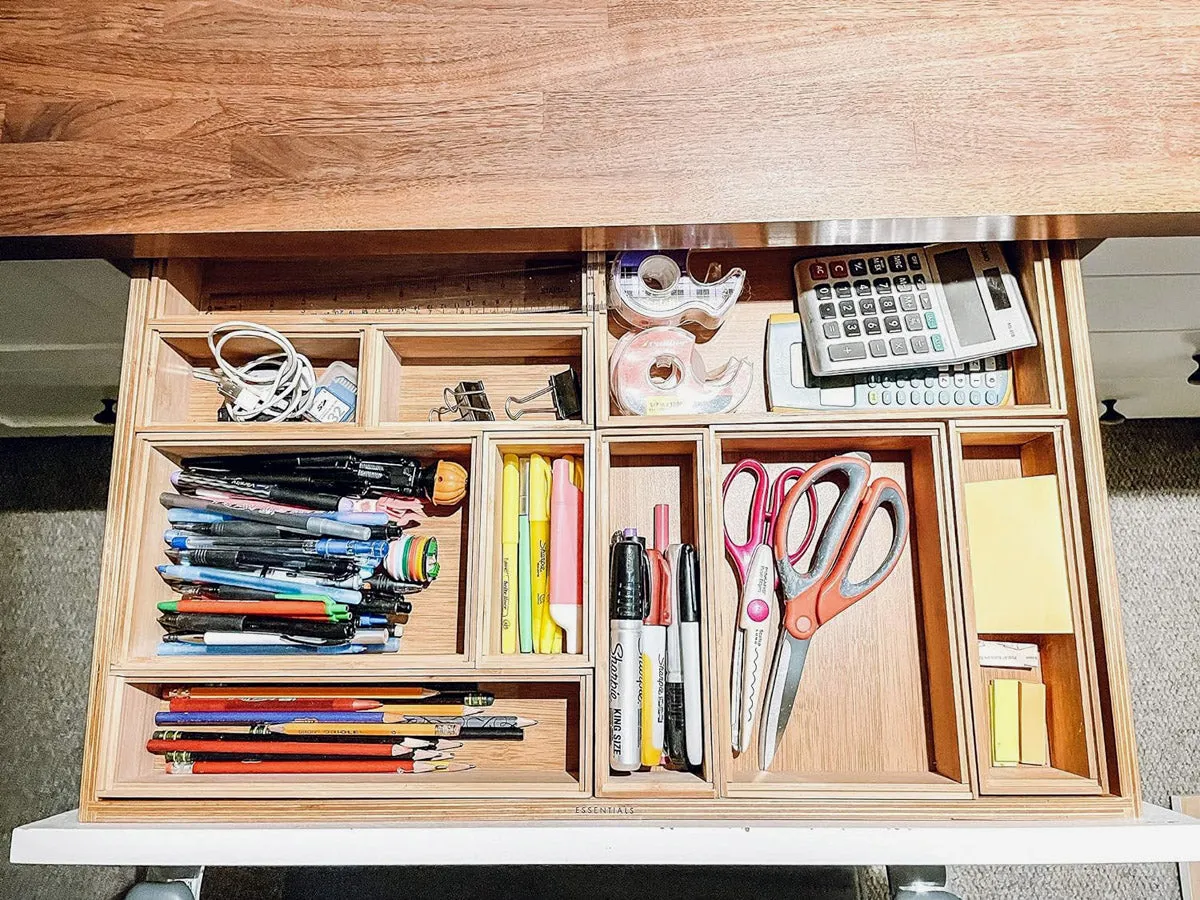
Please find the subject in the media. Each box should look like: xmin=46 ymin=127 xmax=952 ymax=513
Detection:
xmin=858 ymin=360 xmax=1009 ymax=407
xmin=803 ymin=249 xmax=953 ymax=371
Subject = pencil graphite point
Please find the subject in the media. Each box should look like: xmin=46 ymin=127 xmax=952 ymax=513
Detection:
xmin=410 ymin=762 xmax=474 ymax=774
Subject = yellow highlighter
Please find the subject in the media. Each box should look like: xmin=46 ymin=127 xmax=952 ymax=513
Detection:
xmin=500 ymin=454 xmax=520 ymax=654
xmin=529 ymin=453 xmax=553 ymax=653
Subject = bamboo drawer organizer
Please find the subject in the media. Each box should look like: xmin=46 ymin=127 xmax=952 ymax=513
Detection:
xmin=81 ymin=243 xmax=1138 ymax=822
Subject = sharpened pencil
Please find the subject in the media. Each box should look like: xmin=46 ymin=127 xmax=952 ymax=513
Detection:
xmin=165 ymin=759 xmax=474 ymax=775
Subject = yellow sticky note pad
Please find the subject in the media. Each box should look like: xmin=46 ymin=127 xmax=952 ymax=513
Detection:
xmin=990 ymin=679 xmax=1020 ymax=766
xmin=964 ymin=474 xmax=1074 ymax=634
xmin=1019 ymin=681 xmax=1049 ymax=766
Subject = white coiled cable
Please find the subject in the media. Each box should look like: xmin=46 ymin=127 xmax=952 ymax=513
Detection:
xmin=199 ymin=321 xmax=316 ymax=423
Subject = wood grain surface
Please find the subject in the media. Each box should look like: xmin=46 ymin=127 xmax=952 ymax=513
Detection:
xmin=2 ymin=1 xmax=1200 ymax=243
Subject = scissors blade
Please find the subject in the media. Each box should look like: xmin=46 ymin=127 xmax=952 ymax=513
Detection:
xmin=758 ymin=632 xmax=810 ymax=771
xmin=730 ymin=629 xmax=744 ymax=751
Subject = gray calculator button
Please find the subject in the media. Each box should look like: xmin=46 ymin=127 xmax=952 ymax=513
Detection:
xmin=835 ymin=282 xmax=853 ymax=299
xmin=919 ymin=292 xmax=932 ymax=310
xmin=970 ymin=390 xmax=983 ymax=405
xmin=828 ymin=341 xmax=867 ymax=362
xmin=869 ymin=339 xmax=888 ymax=358
xmin=954 ymin=390 xmax=967 ymax=405
xmin=969 ymin=373 xmax=983 ymax=387
xmin=913 ymin=273 xmax=927 ymax=290
xmin=881 ymin=390 xmax=893 ymax=405
xmin=953 ymin=363 xmax=966 ymax=373
xmin=884 ymin=315 xmax=902 ymax=333
xmin=895 ymin=391 xmax=907 ymax=405
xmin=895 ymin=275 xmax=913 ymax=292
xmin=889 ymin=338 xmax=909 ymax=355
xmin=938 ymin=374 xmax=951 ymax=388
xmin=839 ymin=300 xmax=856 ymax=316
xmin=924 ymin=390 xmax=936 ymax=404
xmin=894 ymin=377 xmax=908 ymax=388
xmin=868 ymin=390 xmax=880 ymax=404
xmin=938 ymin=390 xmax=951 ymax=404
xmin=953 ymin=373 xmax=968 ymax=387
xmin=854 ymin=280 xmax=872 ymax=296
xmin=984 ymin=357 xmax=998 ymax=371
xmin=968 ymin=359 xmax=982 ymax=372
xmin=823 ymin=321 xmax=841 ymax=339
xmin=924 ymin=376 xmax=936 ymax=388
xmin=874 ymin=277 xmax=893 ymax=293
xmin=815 ymin=284 xmax=832 ymax=300
xmin=905 ymin=313 xmax=923 ymax=331
xmin=864 ymin=317 xmax=881 ymax=335
xmin=985 ymin=390 xmax=1000 ymax=405
xmin=900 ymin=295 xmax=918 ymax=312
xmin=910 ymin=390 xmax=922 ymax=404
xmin=859 ymin=298 xmax=877 ymax=314
xmin=911 ymin=335 xmax=930 ymax=353
xmin=844 ymin=319 xmax=861 ymax=337
xmin=880 ymin=297 xmax=898 ymax=313
xmin=984 ymin=373 xmax=998 ymax=388
xmin=819 ymin=302 xmax=836 ymax=319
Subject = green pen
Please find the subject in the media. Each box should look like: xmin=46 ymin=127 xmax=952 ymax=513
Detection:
xmin=157 ymin=595 xmax=352 ymax=622
xmin=518 ymin=458 xmax=534 ymax=653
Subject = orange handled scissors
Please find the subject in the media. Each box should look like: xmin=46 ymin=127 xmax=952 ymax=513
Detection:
xmin=758 ymin=452 xmax=910 ymax=770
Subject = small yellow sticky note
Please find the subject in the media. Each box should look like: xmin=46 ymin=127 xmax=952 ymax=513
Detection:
xmin=965 ymin=474 xmax=1074 ymax=634
xmin=1019 ymin=681 xmax=1049 ymax=766
xmin=990 ymin=679 xmax=1020 ymax=766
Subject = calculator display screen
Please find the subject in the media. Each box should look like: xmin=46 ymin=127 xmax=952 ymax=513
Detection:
xmin=935 ymin=249 xmax=995 ymax=347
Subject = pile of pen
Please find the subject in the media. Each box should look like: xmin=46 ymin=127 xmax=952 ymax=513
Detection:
xmin=149 ymin=686 xmax=535 ymax=776
xmin=499 ymin=453 xmax=583 ymax=655
xmin=154 ymin=451 xmax=468 ymax=655
xmin=608 ymin=504 xmax=704 ymax=774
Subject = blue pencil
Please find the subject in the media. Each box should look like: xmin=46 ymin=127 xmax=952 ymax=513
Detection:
xmin=155 ymin=710 xmax=398 ymax=725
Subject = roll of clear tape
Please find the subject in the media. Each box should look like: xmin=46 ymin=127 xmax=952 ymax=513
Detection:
xmin=609 ymin=326 xmax=753 ymax=416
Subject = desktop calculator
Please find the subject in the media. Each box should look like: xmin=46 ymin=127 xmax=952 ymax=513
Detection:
xmin=793 ymin=243 xmax=1037 ymax=377
xmin=765 ymin=313 xmax=1012 ymax=411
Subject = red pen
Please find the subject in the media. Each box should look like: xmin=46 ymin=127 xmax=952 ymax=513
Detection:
xmin=168 ymin=698 xmax=380 ymax=713
xmin=165 ymin=759 xmax=473 ymax=775
xmin=640 ymin=504 xmax=672 ymax=767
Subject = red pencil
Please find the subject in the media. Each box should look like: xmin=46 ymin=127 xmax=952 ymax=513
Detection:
xmin=147 ymin=738 xmax=435 ymax=758
xmin=168 ymin=698 xmax=380 ymax=712
xmin=165 ymin=759 xmax=473 ymax=775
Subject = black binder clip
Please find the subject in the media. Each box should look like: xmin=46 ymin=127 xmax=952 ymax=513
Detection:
xmin=505 ymin=368 xmax=583 ymax=420
xmin=429 ymin=381 xmax=495 ymax=421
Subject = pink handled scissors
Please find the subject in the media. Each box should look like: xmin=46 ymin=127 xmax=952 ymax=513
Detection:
xmin=722 ymin=459 xmax=817 ymax=753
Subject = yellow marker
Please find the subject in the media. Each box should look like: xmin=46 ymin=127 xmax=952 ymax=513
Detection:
xmin=500 ymin=454 xmax=520 ymax=654
xmin=529 ymin=453 xmax=553 ymax=652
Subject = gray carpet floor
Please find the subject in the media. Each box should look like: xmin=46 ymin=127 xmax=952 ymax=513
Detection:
xmin=1 ymin=421 xmax=1196 ymax=899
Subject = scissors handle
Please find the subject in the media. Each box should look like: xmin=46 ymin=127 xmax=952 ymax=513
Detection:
xmin=767 ymin=466 xmax=818 ymax=565
xmin=722 ymin=459 xmax=770 ymax=582
xmin=773 ymin=455 xmax=908 ymax=641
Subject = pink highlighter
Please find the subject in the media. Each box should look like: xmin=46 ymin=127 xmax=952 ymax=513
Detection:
xmin=548 ymin=457 xmax=584 ymax=654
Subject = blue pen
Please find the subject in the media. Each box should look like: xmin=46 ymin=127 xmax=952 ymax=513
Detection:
xmin=164 ymin=507 xmax=386 ymax=526
xmin=156 ymin=710 xmax=404 ymax=725
xmin=167 ymin=509 xmax=228 ymax=525
xmin=356 ymin=613 xmax=389 ymax=627
xmin=156 ymin=564 xmax=362 ymax=605
xmin=156 ymin=642 xmax=367 ymax=656
xmin=162 ymin=531 xmax=390 ymax=561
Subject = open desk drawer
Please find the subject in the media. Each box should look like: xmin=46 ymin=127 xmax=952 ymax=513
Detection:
xmin=79 ymin=242 xmax=1137 ymax=821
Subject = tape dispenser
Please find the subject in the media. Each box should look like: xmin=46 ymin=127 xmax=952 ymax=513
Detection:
xmin=610 ymin=326 xmax=753 ymax=416
xmin=609 ymin=251 xmax=745 ymax=331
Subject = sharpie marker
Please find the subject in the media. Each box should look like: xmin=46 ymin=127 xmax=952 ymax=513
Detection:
xmin=677 ymin=543 xmax=704 ymax=768
xmin=663 ymin=543 xmax=687 ymax=769
xmin=609 ymin=529 xmax=646 ymax=773
xmin=160 ymin=493 xmax=371 ymax=540
xmin=172 ymin=469 xmax=346 ymax=511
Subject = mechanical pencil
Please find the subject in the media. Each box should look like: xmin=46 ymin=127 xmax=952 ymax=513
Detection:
xmin=160 ymin=492 xmax=371 ymax=540
xmin=156 ymin=564 xmax=362 ymax=605
xmin=166 ymin=512 xmax=399 ymax=534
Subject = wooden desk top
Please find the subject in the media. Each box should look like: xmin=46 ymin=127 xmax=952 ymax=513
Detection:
xmin=2 ymin=1 xmax=1199 ymax=250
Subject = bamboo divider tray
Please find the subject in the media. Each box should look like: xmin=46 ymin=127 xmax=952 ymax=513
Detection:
xmin=79 ymin=241 xmax=1139 ymax=822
